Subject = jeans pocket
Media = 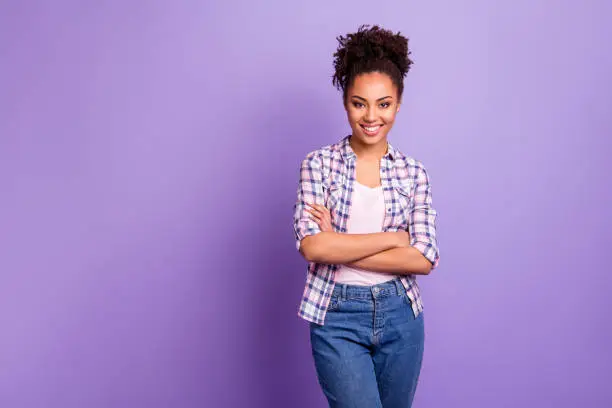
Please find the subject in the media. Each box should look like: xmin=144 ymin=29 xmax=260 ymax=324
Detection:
xmin=399 ymin=289 xmax=413 ymax=307
xmin=326 ymin=294 xmax=342 ymax=312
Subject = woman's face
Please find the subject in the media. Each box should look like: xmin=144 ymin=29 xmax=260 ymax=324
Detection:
xmin=345 ymin=71 xmax=400 ymax=149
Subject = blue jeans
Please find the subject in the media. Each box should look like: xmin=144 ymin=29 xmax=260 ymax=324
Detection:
xmin=309 ymin=278 xmax=425 ymax=408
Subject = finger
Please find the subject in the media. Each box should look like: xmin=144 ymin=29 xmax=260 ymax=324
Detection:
xmin=305 ymin=206 xmax=323 ymax=214
xmin=305 ymin=203 xmax=320 ymax=212
xmin=308 ymin=212 xmax=322 ymax=222
xmin=312 ymin=204 xmax=330 ymax=214
xmin=307 ymin=207 xmax=323 ymax=216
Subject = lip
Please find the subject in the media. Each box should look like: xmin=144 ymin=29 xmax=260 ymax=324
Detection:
xmin=360 ymin=124 xmax=384 ymax=137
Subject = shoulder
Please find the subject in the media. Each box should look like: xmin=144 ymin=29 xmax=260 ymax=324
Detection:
xmin=390 ymin=148 xmax=430 ymax=181
xmin=300 ymin=138 xmax=344 ymax=168
xmin=390 ymin=146 xmax=426 ymax=171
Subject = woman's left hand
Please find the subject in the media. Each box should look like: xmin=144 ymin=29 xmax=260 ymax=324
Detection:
xmin=305 ymin=203 xmax=333 ymax=232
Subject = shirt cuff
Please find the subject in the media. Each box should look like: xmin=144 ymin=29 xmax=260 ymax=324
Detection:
xmin=412 ymin=240 xmax=439 ymax=269
xmin=295 ymin=227 xmax=321 ymax=251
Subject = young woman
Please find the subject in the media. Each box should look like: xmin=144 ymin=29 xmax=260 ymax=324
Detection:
xmin=292 ymin=25 xmax=440 ymax=408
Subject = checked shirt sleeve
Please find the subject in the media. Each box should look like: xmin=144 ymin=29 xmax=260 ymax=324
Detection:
xmin=293 ymin=154 xmax=325 ymax=251
xmin=409 ymin=163 xmax=440 ymax=269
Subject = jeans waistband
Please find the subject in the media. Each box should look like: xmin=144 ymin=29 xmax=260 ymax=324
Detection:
xmin=332 ymin=277 xmax=405 ymax=300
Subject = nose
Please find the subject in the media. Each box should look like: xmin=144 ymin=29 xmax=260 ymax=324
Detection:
xmin=364 ymin=106 xmax=377 ymax=123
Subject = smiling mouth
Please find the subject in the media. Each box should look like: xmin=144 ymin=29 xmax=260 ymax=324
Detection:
xmin=360 ymin=124 xmax=383 ymax=136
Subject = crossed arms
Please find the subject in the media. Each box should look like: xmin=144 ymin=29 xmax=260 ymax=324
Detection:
xmin=293 ymin=156 xmax=439 ymax=276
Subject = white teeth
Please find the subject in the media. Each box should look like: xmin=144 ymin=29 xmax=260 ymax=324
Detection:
xmin=364 ymin=126 xmax=380 ymax=132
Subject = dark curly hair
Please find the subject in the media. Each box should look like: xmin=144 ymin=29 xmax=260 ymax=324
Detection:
xmin=332 ymin=25 xmax=413 ymax=103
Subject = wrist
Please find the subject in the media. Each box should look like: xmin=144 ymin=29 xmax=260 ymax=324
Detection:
xmin=396 ymin=231 xmax=411 ymax=248
xmin=389 ymin=232 xmax=405 ymax=249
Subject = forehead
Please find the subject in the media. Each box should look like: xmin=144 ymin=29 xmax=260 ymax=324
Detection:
xmin=348 ymin=72 xmax=397 ymax=98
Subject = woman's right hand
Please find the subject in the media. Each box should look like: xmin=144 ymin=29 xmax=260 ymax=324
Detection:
xmin=305 ymin=203 xmax=334 ymax=233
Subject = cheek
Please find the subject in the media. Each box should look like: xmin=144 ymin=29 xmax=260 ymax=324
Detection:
xmin=346 ymin=108 xmax=361 ymax=124
xmin=381 ymin=110 xmax=397 ymax=125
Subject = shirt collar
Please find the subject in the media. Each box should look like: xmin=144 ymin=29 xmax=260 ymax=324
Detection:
xmin=340 ymin=135 xmax=398 ymax=161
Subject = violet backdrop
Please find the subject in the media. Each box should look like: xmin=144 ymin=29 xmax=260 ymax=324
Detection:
xmin=1 ymin=1 xmax=611 ymax=407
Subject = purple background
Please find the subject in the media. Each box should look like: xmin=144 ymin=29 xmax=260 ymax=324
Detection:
xmin=1 ymin=1 xmax=611 ymax=407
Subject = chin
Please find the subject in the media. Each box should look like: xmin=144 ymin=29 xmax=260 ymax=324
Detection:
xmin=354 ymin=129 xmax=387 ymax=145
xmin=362 ymin=136 xmax=384 ymax=145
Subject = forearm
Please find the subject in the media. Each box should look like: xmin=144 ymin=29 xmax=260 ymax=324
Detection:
xmin=347 ymin=247 xmax=433 ymax=275
xmin=300 ymin=231 xmax=402 ymax=264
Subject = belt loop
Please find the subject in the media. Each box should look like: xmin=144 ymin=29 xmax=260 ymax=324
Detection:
xmin=342 ymin=283 xmax=347 ymax=301
xmin=393 ymin=278 xmax=403 ymax=296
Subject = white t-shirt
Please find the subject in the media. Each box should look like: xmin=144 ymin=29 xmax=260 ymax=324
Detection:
xmin=334 ymin=181 xmax=398 ymax=285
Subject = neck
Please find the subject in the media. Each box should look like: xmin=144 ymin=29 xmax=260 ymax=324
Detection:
xmin=349 ymin=136 xmax=388 ymax=161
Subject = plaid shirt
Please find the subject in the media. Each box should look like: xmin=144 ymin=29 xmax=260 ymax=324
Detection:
xmin=293 ymin=135 xmax=440 ymax=325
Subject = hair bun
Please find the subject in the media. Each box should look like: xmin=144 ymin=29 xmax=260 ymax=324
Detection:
xmin=332 ymin=25 xmax=412 ymax=96
xmin=346 ymin=25 xmax=409 ymax=73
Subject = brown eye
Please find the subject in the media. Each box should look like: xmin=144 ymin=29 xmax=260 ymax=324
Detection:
xmin=380 ymin=102 xmax=391 ymax=108
xmin=352 ymin=102 xmax=365 ymax=108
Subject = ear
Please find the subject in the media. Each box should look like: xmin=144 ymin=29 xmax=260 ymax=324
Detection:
xmin=396 ymin=102 xmax=401 ymax=113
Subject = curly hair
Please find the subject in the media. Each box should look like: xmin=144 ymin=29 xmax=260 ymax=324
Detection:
xmin=332 ymin=25 xmax=413 ymax=102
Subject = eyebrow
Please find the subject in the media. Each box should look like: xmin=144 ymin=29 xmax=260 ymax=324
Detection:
xmin=351 ymin=95 xmax=393 ymax=102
